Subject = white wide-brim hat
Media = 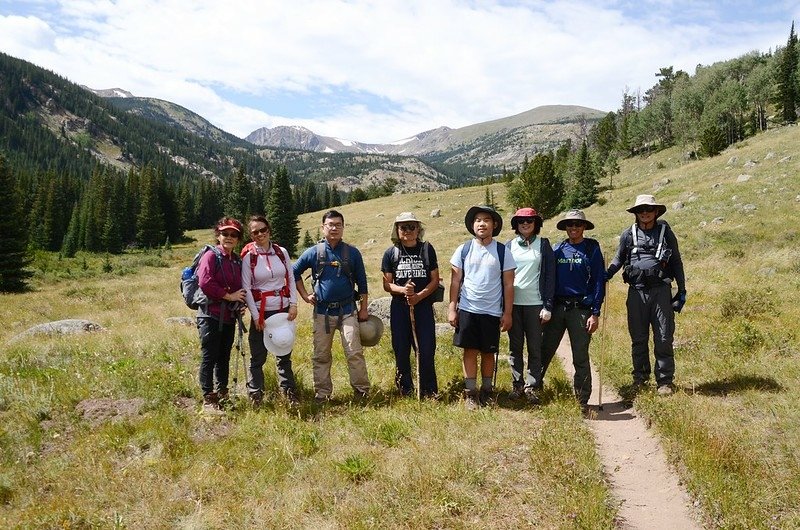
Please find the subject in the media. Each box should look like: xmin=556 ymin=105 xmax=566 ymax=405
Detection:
xmin=359 ymin=315 xmax=384 ymax=347
xmin=263 ymin=313 xmax=297 ymax=357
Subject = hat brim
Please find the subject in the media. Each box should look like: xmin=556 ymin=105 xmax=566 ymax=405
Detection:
xmin=627 ymin=205 xmax=667 ymax=218
xmin=465 ymin=206 xmax=503 ymax=237
xmin=359 ymin=315 xmax=384 ymax=347
xmin=556 ymin=219 xmax=595 ymax=230
xmin=263 ymin=313 xmax=296 ymax=356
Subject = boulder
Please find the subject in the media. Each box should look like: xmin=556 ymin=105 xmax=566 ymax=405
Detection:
xmin=736 ymin=174 xmax=752 ymax=182
xmin=367 ymin=297 xmax=392 ymax=325
xmin=431 ymin=209 xmax=441 ymax=218
xmin=13 ymin=319 xmax=105 ymax=341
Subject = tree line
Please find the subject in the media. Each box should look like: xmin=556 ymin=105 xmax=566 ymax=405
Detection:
xmin=506 ymin=22 xmax=800 ymax=220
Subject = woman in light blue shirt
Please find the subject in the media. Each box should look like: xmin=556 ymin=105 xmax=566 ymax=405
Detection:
xmin=505 ymin=207 xmax=554 ymax=405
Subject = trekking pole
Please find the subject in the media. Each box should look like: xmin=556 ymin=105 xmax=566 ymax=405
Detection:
xmin=409 ymin=302 xmax=421 ymax=401
xmin=599 ymin=264 xmax=609 ymax=412
xmin=233 ymin=312 xmax=245 ymax=396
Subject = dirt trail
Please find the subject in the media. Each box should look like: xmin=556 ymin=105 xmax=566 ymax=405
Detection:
xmin=555 ymin=338 xmax=702 ymax=529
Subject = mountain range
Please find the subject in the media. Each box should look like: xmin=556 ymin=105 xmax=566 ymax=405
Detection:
xmin=3 ymin=51 xmax=604 ymax=194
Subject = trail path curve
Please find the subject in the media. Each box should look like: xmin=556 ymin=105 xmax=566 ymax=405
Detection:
xmin=555 ymin=338 xmax=702 ymax=529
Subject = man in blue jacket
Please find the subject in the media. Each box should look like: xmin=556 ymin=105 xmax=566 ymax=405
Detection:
xmin=540 ymin=209 xmax=605 ymax=414
xmin=294 ymin=210 xmax=370 ymax=401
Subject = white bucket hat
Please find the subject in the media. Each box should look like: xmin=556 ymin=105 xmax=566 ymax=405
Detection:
xmin=359 ymin=315 xmax=384 ymax=347
xmin=263 ymin=313 xmax=297 ymax=357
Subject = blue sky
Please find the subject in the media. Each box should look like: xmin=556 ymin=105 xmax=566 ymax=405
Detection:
xmin=0 ymin=0 xmax=797 ymax=142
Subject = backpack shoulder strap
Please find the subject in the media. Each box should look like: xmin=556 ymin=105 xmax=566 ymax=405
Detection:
xmin=392 ymin=245 xmax=401 ymax=267
xmin=313 ymin=241 xmax=326 ymax=284
xmin=459 ymin=239 xmax=473 ymax=268
xmin=421 ymin=241 xmax=430 ymax=269
xmin=496 ymin=240 xmax=505 ymax=270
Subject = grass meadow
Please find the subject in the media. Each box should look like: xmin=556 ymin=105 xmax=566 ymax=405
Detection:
xmin=1 ymin=124 xmax=799 ymax=528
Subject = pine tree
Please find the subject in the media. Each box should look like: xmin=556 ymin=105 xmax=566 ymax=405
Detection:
xmin=225 ymin=165 xmax=250 ymax=222
xmin=566 ymin=141 xmax=599 ymax=209
xmin=330 ymin=184 xmax=341 ymax=207
xmin=0 ymin=155 xmax=33 ymax=292
xmin=777 ymin=22 xmax=799 ymax=123
xmin=61 ymin=202 xmax=80 ymax=258
xmin=302 ymin=229 xmax=315 ymax=250
xmin=266 ymin=166 xmax=300 ymax=256
xmin=507 ymin=152 xmax=563 ymax=219
xmin=136 ymin=166 xmax=166 ymax=247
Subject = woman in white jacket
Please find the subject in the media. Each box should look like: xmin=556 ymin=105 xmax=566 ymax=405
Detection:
xmin=241 ymin=215 xmax=299 ymax=405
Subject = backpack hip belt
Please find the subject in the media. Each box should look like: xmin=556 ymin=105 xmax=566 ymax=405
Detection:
xmin=252 ymin=286 xmax=291 ymax=327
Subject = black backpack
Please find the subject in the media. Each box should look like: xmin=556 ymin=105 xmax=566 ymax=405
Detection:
xmin=390 ymin=241 xmax=445 ymax=302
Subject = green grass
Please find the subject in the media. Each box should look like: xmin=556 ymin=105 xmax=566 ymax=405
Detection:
xmin=3 ymin=125 xmax=800 ymax=527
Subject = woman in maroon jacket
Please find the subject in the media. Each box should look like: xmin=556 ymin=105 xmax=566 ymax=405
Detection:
xmin=197 ymin=217 xmax=247 ymax=412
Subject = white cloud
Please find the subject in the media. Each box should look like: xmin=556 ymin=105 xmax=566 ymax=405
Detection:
xmin=1 ymin=0 xmax=797 ymax=142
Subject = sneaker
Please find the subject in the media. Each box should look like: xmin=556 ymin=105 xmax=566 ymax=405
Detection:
xmin=479 ymin=388 xmax=493 ymax=407
xmin=524 ymin=388 xmax=541 ymax=406
xmin=509 ymin=386 xmax=525 ymax=400
xmin=657 ymin=384 xmax=674 ymax=396
xmin=463 ymin=389 xmax=480 ymax=411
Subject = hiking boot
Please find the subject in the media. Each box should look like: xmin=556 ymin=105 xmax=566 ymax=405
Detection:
xmin=202 ymin=393 xmax=223 ymax=415
xmin=479 ymin=388 xmax=494 ymax=407
xmin=463 ymin=389 xmax=480 ymax=411
xmin=509 ymin=385 xmax=525 ymax=400
xmin=217 ymin=389 xmax=230 ymax=409
xmin=524 ymin=388 xmax=541 ymax=406
xmin=283 ymin=387 xmax=300 ymax=405
xmin=353 ymin=389 xmax=369 ymax=401
xmin=249 ymin=391 xmax=264 ymax=408
xmin=657 ymin=384 xmax=674 ymax=396
xmin=314 ymin=395 xmax=330 ymax=405
xmin=580 ymin=403 xmax=591 ymax=417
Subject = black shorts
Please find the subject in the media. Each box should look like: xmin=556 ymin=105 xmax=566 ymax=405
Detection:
xmin=453 ymin=309 xmax=501 ymax=353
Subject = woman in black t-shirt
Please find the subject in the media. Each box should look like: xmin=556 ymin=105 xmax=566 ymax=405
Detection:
xmin=381 ymin=212 xmax=440 ymax=398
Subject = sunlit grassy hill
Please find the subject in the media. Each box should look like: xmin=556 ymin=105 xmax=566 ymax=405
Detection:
xmin=1 ymin=125 xmax=798 ymax=528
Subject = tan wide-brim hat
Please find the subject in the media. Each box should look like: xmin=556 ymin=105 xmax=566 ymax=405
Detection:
xmin=626 ymin=194 xmax=667 ymax=217
xmin=263 ymin=313 xmax=297 ymax=357
xmin=391 ymin=212 xmax=425 ymax=244
xmin=359 ymin=315 xmax=384 ymax=347
xmin=556 ymin=209 xmax=595 ymax=230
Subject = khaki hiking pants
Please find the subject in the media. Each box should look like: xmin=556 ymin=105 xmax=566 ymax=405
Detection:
xmin=312 ymin=311 xmax=370 ymax=398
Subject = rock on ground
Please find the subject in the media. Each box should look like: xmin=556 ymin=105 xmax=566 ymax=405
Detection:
xmin=12 ymin=319 xmax=105 ymax=342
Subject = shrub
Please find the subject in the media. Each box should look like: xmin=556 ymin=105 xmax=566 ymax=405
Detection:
xmin=719 ymin=288 xmax=775 ymax=319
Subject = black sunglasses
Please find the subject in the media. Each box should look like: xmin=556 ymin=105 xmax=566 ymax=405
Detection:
xmin=398 ymin=224 xmax=418 ymax=231
xmin=517 ymin=217 xmax=536 ymax=224
xmin=636 ymin=205 xmax=656 ymax=213
xmin=564 ymin=221 xmax=585 ymax=228
xmin=250 ymin=226 xmax=269 ymax=236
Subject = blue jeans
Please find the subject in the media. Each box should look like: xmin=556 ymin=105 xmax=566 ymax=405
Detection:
xmin=197 ymin=316 xmax=235 ymax=395
xmin=247 ymin=308 xmax=296 ymax=395
xmin=390 ymin=297 xmax=437 ymax=396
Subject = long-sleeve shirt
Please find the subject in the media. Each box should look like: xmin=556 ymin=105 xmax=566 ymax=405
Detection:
xmin=607 ymin=220 xmax=686 ymax=292
xmin=197 ymin=245 xmax=242 ymax=324
xmin=293 ymin=240 xmax=368 ymax=315
xmin=553 ymin=238 xmax=605 ymax=316
xmin=242 ymin=243 xmax=298 ymax=320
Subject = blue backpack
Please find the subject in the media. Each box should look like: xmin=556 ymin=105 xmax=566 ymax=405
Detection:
xmin=181 ymin=245 xmax=230 ymax=310
xmin=458 ymin=239 xmax=506 ymax=308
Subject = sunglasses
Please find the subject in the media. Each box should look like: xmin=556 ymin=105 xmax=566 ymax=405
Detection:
xmin=250 ymin=227 xmax=269 ymax=236
xmin=220 ymin=230 xmax=240 ymax=238
xmin=517 ymin=217 xmax=536 ymax=224
xmin=398 ymin=224 xmax=418 ymax=231
xmin=636 ymin=206 xmax=656 ymax=213
xmin=564 ymin=221 xmax=585 ymax=228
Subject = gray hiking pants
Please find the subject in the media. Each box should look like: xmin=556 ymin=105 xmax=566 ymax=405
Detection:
xmin=508 ymin=304 xmax=544 ymax=390
xmin=627 ymin=283 xmax=675 ymax=386
xmin=541 ymin=301 xmax=593 ymax=405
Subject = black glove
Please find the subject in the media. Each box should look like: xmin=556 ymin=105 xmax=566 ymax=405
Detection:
xmin=671 ymin=291 xmax=686 ymax=313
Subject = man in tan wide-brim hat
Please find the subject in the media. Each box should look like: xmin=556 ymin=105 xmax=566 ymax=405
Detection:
xmin=606 ymin=194 xmax=686 ymax=397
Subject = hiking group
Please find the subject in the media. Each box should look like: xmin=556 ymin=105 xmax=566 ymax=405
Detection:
xmin=187 ymin=194 xmax=685 ymax=414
